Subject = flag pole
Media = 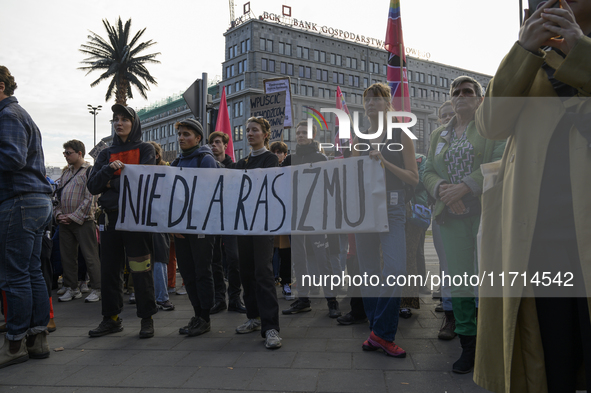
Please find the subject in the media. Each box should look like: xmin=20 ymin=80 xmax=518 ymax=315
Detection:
xmin=399 ymin=43 xmax=404 ymax=112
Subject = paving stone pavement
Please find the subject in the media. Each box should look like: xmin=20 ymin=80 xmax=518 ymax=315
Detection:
xmin=0 ymin=238 xmax=491 ymax=393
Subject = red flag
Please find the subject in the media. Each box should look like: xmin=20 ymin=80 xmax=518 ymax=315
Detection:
xmin=334 ymin=86 xmax=353 ymax=157
xmin=385 ymin=0 xmax=411 ymax=113
xmin=214 ymin=87 xmax=234 ymax=162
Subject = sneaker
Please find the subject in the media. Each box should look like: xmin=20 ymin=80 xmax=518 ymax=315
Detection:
xmin=362 ymin=339 xmax=379 ymax=351
xmin=139 ymin=318 xmax=154 ymax=339
xmin=399 ymin=308 xmax=412 ymax=319
xmin=235 ymin=318 xmax=261 ymax=334
xmin=187 ymin=317 xmax=211 ymax=337
xmin=337 ymin=313 xmax=368 ymax=325
xmin=438 ymin=311 xmax=457 ymax=340
xmin=167 ymin=287 xmax=176 ymax=294
xmin=179 ymin=317 xmax=198 ymax=335
xmin=176 ymin=285 xmax=187 ymax=295
xmin=56 ymin=284 xmax=67 ymax=296
xmin=328 ymin=299 xmax=342 ymax=318
xmin=282 ymin=299 xmax=312 ymax=315
xmin=58 ymin=287 xmax=82 ymax=302
xmin=129 ymin=293 xmax=136 ymax=304
xmin=57 ymin=276 xmax=63 ymax=291
xmin=157 ymin=300 xmax=175 ymax=311
xmin=265 ymin=329 xmax=282 ymax=349
xmin=80 ymin=281 xmax=90 ymax=293
xmin=367 ymin=331 xmax=406 ymax=358
xmin=89 ymin=317 xmax=123 ymax=337
xmin=282 ymin=284 xmax=294 ymax=301
xmin=85 ymin=289 xmax=101 ymax=303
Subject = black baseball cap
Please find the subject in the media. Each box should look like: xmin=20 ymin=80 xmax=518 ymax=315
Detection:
xmin=111 ymin=104 xmax=136 ymax=120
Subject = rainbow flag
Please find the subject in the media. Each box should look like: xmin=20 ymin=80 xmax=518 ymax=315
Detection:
xmin=385 ymin=0 xmax=411 ymax=112
xmin=334 ymin=86 xmax=352 ymax=157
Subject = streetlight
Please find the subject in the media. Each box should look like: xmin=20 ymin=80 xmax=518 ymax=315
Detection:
xmin=87 ymin=104 xmax=102 ymax=146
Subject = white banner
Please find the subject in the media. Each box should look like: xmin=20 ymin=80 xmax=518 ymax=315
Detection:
xmin=116 ymin=157 xmax=388 ymax=235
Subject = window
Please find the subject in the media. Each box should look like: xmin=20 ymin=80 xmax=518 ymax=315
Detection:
xmin=322 ymin=70 xmax=328 ymax=81
xmin=243 ymin=59 xmax=248 ymax=72
xmin=361 ymin=61 xmax=366 ymax=71
xmin=407 ymin=70 xmax=413 ymax=81
xmin=238 ymin=61 xmax=243 ymax=73
xmin=234 ymin=44 xmax=237 ymax=56
xmin=259 ymin=38 xmax=266 ymax=50
xmin=383 ymin=64 xmax=387 ymax=75
xmin=339 ymin=73 xmax=344 ymax=84
xmin=233 ymin=126 xmax=243 ymax=141
xmin=354 ymin=76 xmax=359 ymax=87
xmin=420 ymin=73 xmax=425 ymax=83
xmin=285 ymin=43 xmax=291 ymax=56
xmin=241 ymin=40 xmax=246 ymax=53
xmin=279 ymin=42 xmax=284 ymax=54
xmin=352 ymin=58 xmax=357 ymax=69
xmin=231 ymin=64 xmax=235 ymax=76
xmin=333 ymin=72 xmax=338 ymax=83
xmin=263 ymin=59 xmax=270 ymax=72
xmin=297 ymin=46 xmax=302 ymax=58
xmin=281 ymin=62 xmax=286 ymax=74
xmin=268 ymin=59 xmax=275 ymax=72
xmin=320 ymin=51 xmax=326 ymax=62
xmin=299 ymin=65 xmax=305 ymax=78
xmin=229 ymin=46 xmax=234 ymax=59
xmin=314 ymin=50 xmax=319 ymax=61
xmin=246 ymin=38 xmax=250 ymax=51
xmin=291 ymin=83 xmax=297 ymax=95
xmin=235 ymin=149 xmax=243 ymax=160
xmin=331 ymin=53 xmax=336 ymax=64
xmin=336 ymin=55 xmax=342 ymax=66
xmin=316 ymin=69 xmax=322 ymax=80
xmin=303 ymin=47 xmax=309 ymax=59
xmin=300 ymin=85 xmax=307 ymax=96
xmin=348 ymin=75 xmax=353 ymax=86
xmin=364 ymin=77 xmax=368 ymax=88
xmin=240 ymin=80 xmax=244 ymax=90
xmin=319 ymin=87 xmax=324 ymax=98
xmin=226 ymin=66 xmax=230 ymax=79
xmin=307 ymin=86 xmax=314 ymax=97
xmin=346 ymin=57 xmax=351 ymax=68
xmin=287 ymin=63 xmax=293 ymax=76
xmin=305 ymin=67 xmax=311 ymax=79
xmin=169 ymin=124 xmax=174 ymax=136
xmin=235 ymin=81 xmax=239 ymax=91
xmin=266 ymin=39 xmax=273 ymax=52
xmin=227 ymin=84 xmax=232 ymax=94
xmin=411 ymin=87 xmax=416 ymax=97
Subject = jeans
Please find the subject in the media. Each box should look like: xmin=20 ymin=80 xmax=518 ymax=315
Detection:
xmin=0 ymin=193 xmax=52 ymax=340
xmin=355 ymin=193 xmax=406 ymax=342
xmin=153 ymin=262 xmax=169 ymax=303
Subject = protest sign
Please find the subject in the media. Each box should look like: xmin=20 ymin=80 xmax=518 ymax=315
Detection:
xmin=116 ymin=157 xmax=388 ymax=235
xmin=249 ymin=91 xmax=286 ymax=142
xmin=264 ymin=77 xmax=292 ymax=129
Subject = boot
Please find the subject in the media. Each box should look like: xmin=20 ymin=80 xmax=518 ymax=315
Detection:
xmin=47 ymin=318 xmax=56 ymax=333
xmin=452 ymin=334 xmax=476 ymax=374
xmin=26 ymin=331 xmax=50 ymax=359
xmin=438 ymin=311 xmax=457 ymax=340
xmin=0 ymin=336 xmax=28 ymax=369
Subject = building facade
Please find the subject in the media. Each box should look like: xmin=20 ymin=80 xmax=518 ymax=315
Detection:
xmin=138 ymin=13 xmax=491 ymax=158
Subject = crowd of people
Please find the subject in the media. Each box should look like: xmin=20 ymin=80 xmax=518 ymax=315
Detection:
xmin=1 ymin=2 xmax=590 ymax=390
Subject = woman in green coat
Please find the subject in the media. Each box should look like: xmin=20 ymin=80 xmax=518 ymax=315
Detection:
xmin=423 ymin=76 xmax=506 ymax=374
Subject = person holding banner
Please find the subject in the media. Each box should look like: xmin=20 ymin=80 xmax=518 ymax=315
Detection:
xmin=86 ymin=104 xmax=157 ymax=339
xmin=233 ymin=116 xmax=282 ymax=350
xmin=171 ymin=119 xmax=217 ymax=337
xmin=281 ymin=121 xmax=341 ymax=318
xmin=353 ymin=83 xmax=418 ymax=358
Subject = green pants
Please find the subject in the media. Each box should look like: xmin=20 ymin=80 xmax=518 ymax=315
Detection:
xmin=440 ymin=215 xmax=479 ymax=336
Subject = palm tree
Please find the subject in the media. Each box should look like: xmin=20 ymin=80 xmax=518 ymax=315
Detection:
xmin=79 ymin=17 xmax=161 ymax=106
